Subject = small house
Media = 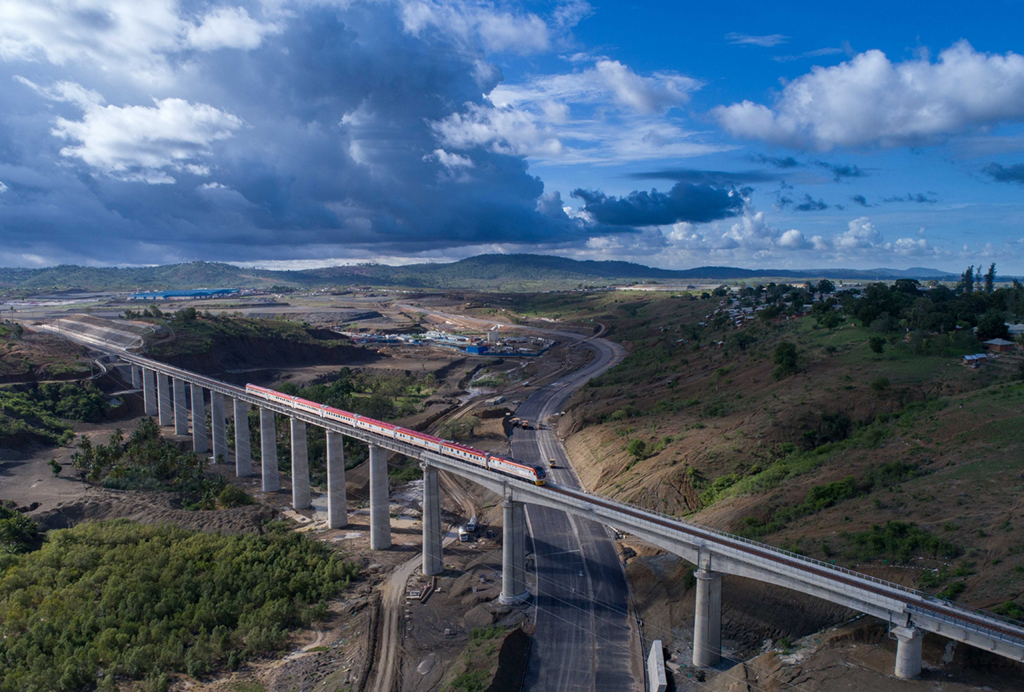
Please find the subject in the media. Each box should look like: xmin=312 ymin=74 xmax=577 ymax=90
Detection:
xmin=963 ymin=353 xmax=988 ymax=368
xmin=983 ymin=338 xmax=1015 ymax=353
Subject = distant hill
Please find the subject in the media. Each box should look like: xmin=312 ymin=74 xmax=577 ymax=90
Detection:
xmin=0 ymin=255 xmax=961 ymax=294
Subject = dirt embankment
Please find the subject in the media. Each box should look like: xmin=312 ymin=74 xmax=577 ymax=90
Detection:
xmin=150 ymin=333 xmax=379 ymax=377
xmin=0 ymin=329 xmax=92 ymax=383
xmin=33 ymin=488 xmax=277 ymax=535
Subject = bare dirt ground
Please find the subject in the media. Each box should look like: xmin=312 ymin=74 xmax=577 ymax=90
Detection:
xmin=1 ymin=418 xmax=133 ymax=513
xmin=688 ymin=618 xmax=1024 ymax=692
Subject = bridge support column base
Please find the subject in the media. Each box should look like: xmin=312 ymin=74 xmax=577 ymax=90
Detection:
xmin=893 ymin=626 xmax=922 ymax=679
xmin=692 ymin=566 xmax=722 ymax=668
xmin=498 ymin=591 xmax=532 ymax=606
xmin=369 ymin=444 xmax=391 ymax=550
xmin=260 ymin=407 xmax=279 ymax=492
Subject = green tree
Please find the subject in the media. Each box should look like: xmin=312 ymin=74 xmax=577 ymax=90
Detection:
xmin=627 ymin=439 xmax=648 ymax=460
xmin=820 ymin=311 xmax=841 ymax=330
xmin=977 ymin=312 xmax=1009 ymax=341
xmin=772 ymin=341 xmax=799 ymax=378
xmin=49 ymin=459 xmax=62 ymax=477
xmin=868 ymin=336 xmax=885 ymax=354
xmin=984 ymin=263 xmax=996 ymax=294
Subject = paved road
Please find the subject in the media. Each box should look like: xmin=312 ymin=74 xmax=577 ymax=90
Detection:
xmin=510 ymin=335 xmax=637 ymax=692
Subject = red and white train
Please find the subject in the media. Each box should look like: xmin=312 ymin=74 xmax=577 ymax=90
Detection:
xmin=246 ymin=384 xmax=547 ymax=486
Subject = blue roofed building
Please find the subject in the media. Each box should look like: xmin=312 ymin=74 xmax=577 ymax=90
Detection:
xmin=128 ymin=288 xmax=240 ymax=301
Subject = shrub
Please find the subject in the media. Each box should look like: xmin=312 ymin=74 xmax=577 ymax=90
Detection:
xmin=868 ymin=336 xmax=885 ymax=354
xmin=627 ymin=439 xmax=648 ymax=461
xmin=218 ymin=484 xmax=255 ymax=508
xmin=772 ymin=341 xmax=799 ymax=379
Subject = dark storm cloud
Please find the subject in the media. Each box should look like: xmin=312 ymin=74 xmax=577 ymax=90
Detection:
xmin=752 ymin=154 xmax=800 ymax=168
xmin=777 ymin=193 xmax=831 ymax=211
xmin=814 ymin=160 xmax=867 ymax=181
xmin=570 ymin=183 xmax=743 ymax=226
xmin=984 ymin=163 xmax=1024 ymax=184
xmin=850 ymin=194 xmax=871 ymax=207
xmin=627 ymin=168 xmax=783 ymax=185
xmin=793 ymin=194 xmax=829 ymax=211
xmin=0 ymin=3 xmax=617 ymax=265
xmin=883 ymin=192 xmax=938 ymax=203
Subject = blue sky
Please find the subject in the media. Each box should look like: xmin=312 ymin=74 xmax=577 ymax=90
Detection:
xmin=1 ymin=1 xmax=1023 ymax=271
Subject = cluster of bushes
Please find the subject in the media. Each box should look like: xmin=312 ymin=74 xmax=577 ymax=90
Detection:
xmin=840 ymin=521 xmax=962 ymax=563
xmin=0 ymin=382 xmax=110 ymax=446
xmin=0 ymin=520 xmax=359 ymax=691
xmin=739 ymin=461 xmax=927 ymax=538
xmin=277 ymin=366 xmax=434 ymax=422
xmin=71 ymin=417 xmax=241 ymax=510
xmin=147 ymin=311 xmax=353 ymax=360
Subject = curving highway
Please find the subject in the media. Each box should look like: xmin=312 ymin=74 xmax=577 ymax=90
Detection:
xmin=510 ymin=335 xmax=638 ymax=691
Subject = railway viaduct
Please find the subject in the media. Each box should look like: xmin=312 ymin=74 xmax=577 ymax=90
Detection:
xmin=114 ymin=352 xmax=1024 ymax=681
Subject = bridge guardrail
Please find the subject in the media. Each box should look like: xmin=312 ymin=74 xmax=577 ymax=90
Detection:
xmin=907 ymin=604 xmax=1024 ymax=647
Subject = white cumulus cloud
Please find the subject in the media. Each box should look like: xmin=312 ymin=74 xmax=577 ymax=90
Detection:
xmin=187 ymin=6 xmax=280 ymax=51
xmin=834 ymin=216 xmax=883 ymax=250
xmin=38 ymin=83 xmax=243 ymax=183
xmin=713 ymin=41 xmax=1024 ymax=150
xmin=0 ymin=1 xmax=279 ymax=83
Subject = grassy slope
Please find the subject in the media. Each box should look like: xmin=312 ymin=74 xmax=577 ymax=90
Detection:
xmin=147 ymin=315 xmax=353 ymax=360
xmin=498 ymin=291 xmax=1024 ymax=609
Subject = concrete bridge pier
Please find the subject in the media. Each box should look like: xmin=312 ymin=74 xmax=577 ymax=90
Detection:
xmin=142 ymin=368 xmax=157 ymax=416
xmin=369 ymin=443 xmax=391 ymax=549
xmin=173 ymin=378 xmax=189 ymax=435
xmin=893 ymin=626 xmax=923 ymax=679
xmin=260 ymin=407 xmax=279 ymax=492
xmin=326 ymin=431 xmax=347 ymax=528
xmin=233 ymin=399 xmax=252 ymax=477
xmin=131 ymin=365 xmax=141 ymax=389
xmin=157 ymin=374 xmax=172 ymax=426
xmin=211 ymin=392 xmax=228 ymax=463
xmin=500 ymin=498 xmax=529 ymax=604
xmin=290 ymin=418 xmax=311 ymax=509
xmin=191 ymin=384 xmax=208 ymax=454
xmin=422 ymin=465 xmax=443 ymax=576
xmin=692 ymin=557 xmax=723 ymax=668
